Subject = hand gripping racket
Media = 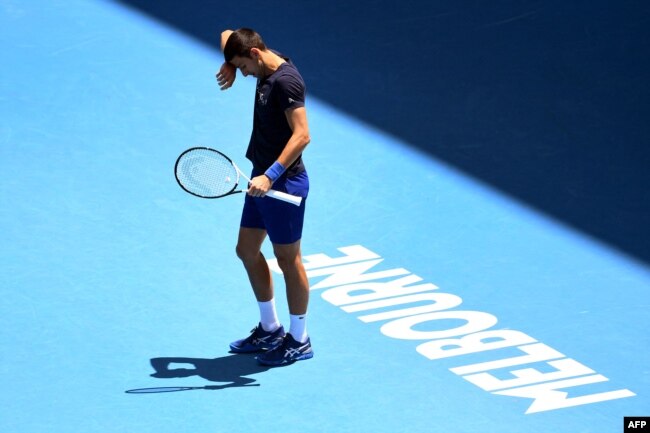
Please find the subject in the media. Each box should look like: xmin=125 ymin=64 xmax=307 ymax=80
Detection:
xmin=174 ymin=147 xmax=302 ymax=206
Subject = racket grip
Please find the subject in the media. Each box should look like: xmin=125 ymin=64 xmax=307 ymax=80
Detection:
xmin=267 ymin=189 xmax=303 ymax=206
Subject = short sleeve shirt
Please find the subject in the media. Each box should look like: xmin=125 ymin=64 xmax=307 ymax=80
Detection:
xmin=246 ymin=52 xmax=306 ymax=177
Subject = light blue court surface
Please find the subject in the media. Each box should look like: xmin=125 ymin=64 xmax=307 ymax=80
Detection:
xmin=1 ymin=1 xmax=648 ymax=432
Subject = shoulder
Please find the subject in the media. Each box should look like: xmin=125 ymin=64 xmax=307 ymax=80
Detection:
xmin=273 ymin=65 xmax=306 ymax=109
xmin=274 ymin=64 xmax=305 ymax=93
xmin=278 ymin=62 xmax=304 ymax=80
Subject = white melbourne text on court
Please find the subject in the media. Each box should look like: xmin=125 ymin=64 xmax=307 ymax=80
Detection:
xmin=268 ymin=245 xmax=635 ymax=415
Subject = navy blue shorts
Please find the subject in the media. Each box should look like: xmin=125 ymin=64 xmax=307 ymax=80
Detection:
xmin=240 ymin=170 xmax=309 ymax=244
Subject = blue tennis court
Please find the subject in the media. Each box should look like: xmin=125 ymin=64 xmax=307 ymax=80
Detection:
xmin=2 ymin=1 xmax=648 ymax=432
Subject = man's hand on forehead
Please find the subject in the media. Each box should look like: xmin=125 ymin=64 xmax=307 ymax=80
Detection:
xmin=216 ymin=62 xmax=236 ymax=91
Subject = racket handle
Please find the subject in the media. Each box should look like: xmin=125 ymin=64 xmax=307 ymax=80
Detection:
xmin=267 ymin=189 xmax=303 ymax=206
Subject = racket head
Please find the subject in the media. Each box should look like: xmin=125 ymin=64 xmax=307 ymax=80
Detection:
xmin=174 ymin=147 xmax=241 ymax=198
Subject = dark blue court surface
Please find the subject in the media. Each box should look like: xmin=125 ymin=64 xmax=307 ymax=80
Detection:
xmin=2 ymin=1 xmax=648 ymax=432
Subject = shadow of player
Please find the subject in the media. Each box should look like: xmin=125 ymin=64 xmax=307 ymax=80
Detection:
xmin=147 ymin=353 xmax=271 ymax=389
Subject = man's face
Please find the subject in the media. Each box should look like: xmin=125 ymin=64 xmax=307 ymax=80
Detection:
xmin=230 ymin=55 xmax=262 ymax=78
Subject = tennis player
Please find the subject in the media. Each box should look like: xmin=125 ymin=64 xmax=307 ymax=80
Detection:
xmin=216 ymin=28 xmax=313 ymax=366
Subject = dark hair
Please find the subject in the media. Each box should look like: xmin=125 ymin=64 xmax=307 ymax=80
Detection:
xmin=223 ymin=28 xmax=267 ymax=62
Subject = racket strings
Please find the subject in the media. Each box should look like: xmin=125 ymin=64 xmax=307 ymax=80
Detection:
xmin=176 ymin=149 xmax=239 ymax=197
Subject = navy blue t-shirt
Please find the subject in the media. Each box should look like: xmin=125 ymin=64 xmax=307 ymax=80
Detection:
xmin=246 ymin=52 xmax=306 ymax=177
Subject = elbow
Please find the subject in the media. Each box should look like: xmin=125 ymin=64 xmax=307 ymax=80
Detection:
xmin=301 ymin=136 xmax=311 ymax=152
xmin=220 ymin=30 xmax=233 ymax=52
xmin=301 ymin=130 xmax=311 ymax=147
xmin=294 ymin=133 xmax=310 ymax=151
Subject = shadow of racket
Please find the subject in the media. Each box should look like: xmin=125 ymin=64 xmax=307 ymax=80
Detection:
xmin=126 ymin=382 xmax=260 ymax=394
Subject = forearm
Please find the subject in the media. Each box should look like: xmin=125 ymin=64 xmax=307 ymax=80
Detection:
xmin=274 ymin=106 xmax=310 ymax=170
xmin=259 ymin=133 xmax=308 ymax=187
xmin=276 ymin=132 xmax=310 ymax=169
xmin=252 ymin=132 xmax=309 ymax=193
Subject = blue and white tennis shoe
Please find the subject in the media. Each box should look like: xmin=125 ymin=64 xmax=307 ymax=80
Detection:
xmin=256 ymin=333 xmax=313 ymax=366
xmin=229 ymin=323 xmax=286 ymax=353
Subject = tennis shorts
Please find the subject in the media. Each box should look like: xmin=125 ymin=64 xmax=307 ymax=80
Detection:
xmin=240 ymin=170 xmax=309 ymax=245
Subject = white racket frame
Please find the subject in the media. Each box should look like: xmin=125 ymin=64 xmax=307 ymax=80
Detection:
xmin=231 ymin=160 xmax=303 ymax=206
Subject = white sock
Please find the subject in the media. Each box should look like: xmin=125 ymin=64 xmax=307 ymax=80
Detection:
xmin=258 ymin=299 xmax=280 ymax=332
xmin=289 ymin=314 xmax=308 ymax=343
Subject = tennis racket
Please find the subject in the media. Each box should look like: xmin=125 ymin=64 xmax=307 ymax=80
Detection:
xmin=174 ymin=147 xmax=302 ymax=206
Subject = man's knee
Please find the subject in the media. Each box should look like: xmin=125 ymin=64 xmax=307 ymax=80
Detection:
xmin=236 ymin=228 xmax=266 ymax=263
xmin=275 ymin=254 xmax=298 ymax=272
xmin=273 ymin=244 xmax=302 ymax=272
xmin=236 ymin=243 xmax=261 ymax=263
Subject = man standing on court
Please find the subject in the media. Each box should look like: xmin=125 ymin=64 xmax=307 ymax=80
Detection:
xmin=215 ymin=28 xmax=313 ymax=366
